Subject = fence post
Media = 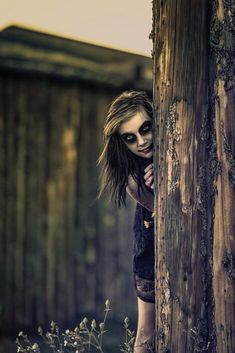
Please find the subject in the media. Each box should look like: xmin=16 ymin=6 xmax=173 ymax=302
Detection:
xmin=152 ymin=1 xmax=235 ymax=352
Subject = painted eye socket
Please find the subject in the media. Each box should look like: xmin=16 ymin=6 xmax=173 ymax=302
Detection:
xmin=122 ymin=135 xmax=136 ymax=144
xmin=140 ymin=121 xmax=152 ymax=134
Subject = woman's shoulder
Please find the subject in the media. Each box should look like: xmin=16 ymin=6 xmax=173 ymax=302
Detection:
xmin=127 ymin=174 xmax=138 ymax=189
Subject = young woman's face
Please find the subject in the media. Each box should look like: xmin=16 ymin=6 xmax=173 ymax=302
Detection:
xmin=118 ymin=110 xmax=153 ymax=159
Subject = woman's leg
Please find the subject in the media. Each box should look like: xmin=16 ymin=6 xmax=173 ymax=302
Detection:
xmin=134 ymin=297 xmax=155 ymax=353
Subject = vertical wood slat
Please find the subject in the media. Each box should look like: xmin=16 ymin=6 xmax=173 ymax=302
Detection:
xmin=15 ymin=79 xmax=27 ymax=324
xmin=64 ymin=85 xmax=81 ymax=321
xmin=78 ymin=88 xmax=100 ymax=312
xmin=26 ymin=79 xmax=49 ymax=325
xmin=24 ymin=77 xmax=41 ymax=325
xmin=75 ymin=88 xmax=91 ymax=311
xmin=0 ymin=77 xmax=5 ymax=322
xmin=52 ymin=85 xmax=68 ymax=322
xmin=5 ymin=78 xmax=17 ymax=324
xmin=46 ymin=83 xmax=60 ymax=322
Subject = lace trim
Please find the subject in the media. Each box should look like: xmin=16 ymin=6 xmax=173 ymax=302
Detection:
xmin=134 ymin=274 xmax=155 ymax=303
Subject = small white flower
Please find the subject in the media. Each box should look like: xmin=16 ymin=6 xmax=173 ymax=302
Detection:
xmin=124 ymin=317 xmax=129 ymax=326
xmin=105 ymin=299 xmax=110 ymax=309
xmin=99 ymin=322 xmax=105 ymax=332
xmin=91 ymin=319 xmax=96 ymax=330
xmin=64 ymin=340 xmax=68 ymax=347
xmin=65 ymin=329 xmax=70 ymax=334
xmin=32 ymin=343 xmax=39 ymax=351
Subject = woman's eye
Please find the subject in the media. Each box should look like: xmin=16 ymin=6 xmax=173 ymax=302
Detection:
xmin=141 ymin=122 xmax=152 ymax=134
xmin=123 ymin=135 xmax=136 ymax=144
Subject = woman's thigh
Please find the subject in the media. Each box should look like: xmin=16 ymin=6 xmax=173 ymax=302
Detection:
xmin=135 ymin=298 xmax=155 ymax=352
xmin=137 ymin=297 xmax=155 ymax=331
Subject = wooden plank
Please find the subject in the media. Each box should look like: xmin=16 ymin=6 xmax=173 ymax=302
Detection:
xmin=26 ymin=78 xmax=49 ymax=325
xmin=46 ymin=82 xmax=60 ymax=322
xmin=14 ymin=77 xmax=27 ymax=324
xmin=0 ymin=75 xmax=6 ymax=324
xmin=77 ymin=88 xmax=97 ymax=312
xmin=62 ymin=84 xmax=81 ymax=322
xmin=4 ymin=77 xmax=17 ymax=324
xmin=23 ymin=77 xmax=44 ymax=325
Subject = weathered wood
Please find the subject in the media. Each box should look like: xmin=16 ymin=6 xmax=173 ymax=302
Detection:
xmin=26 ymin=79 xmax=49 ymax=325
xmin=211 ymin=1 xmax=235 ymax=351
xmin=5 ymin=77 xmax=17 ymax=324
xmin=153 ymin=0 xmax=235 ymax=352
xmin=0 ymin=75 xmax=139 ymax=328
xmin=15 ymin=79 xmax=27 ymax=324
xmin=0 ymin=77 xmax=6 ymax=322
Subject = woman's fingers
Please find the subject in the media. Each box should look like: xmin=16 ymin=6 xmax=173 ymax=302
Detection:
xmin=146 ymin=180 xmax=154 ymax=189
xmin=144 ymin=163 xmax=153 ymax=173
xmin=144 ymin=169 xmax=153 ymax=180
xmin=145 ymin=175 xmax=154 ymax=187
xmin=144 ymin=163 xmax=154 ymax=189
xmin=145 ymin=175 xmax=153 ymax=183
xmin=144 ymin=164 xmax=153 ymax=181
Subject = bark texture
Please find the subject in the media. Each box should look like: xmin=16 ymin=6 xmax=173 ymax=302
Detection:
xmin=153 ymin=0 xmax=235 ymax=352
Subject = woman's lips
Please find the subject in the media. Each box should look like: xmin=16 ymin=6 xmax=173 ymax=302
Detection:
xmin=139 ymin=144 xmax=153 ymax=153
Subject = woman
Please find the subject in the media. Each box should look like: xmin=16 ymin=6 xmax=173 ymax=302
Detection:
xmin=98 ymin=91 xmax=155 ymax=353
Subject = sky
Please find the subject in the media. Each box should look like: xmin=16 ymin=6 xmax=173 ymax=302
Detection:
xmin=0 ymin=0 xmax=152 ymax=57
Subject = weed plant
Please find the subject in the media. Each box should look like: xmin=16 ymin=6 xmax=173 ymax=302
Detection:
xmin=16 ymin=300 xmax=137 ymax=353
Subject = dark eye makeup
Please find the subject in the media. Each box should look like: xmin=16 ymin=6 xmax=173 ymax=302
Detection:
xmin=140 ymin=121 xmax=152 ymax=134
xmin=122 ymin=134 xmax=136 ymax=144
xmin=121 ymin=121 xmax=152 ymax=144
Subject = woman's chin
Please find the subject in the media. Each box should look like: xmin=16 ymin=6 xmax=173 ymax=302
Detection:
xmin=141 ymin=150 xmax=153 ymax=159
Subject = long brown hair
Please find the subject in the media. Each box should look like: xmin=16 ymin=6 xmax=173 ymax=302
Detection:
xmin=97 ymin=90 xmax=153 ymax=207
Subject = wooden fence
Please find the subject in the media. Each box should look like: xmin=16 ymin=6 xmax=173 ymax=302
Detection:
xmin=0 ymin=73 xmax=139 ymax=328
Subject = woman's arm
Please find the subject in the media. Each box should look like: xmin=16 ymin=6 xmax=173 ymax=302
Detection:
xmin=126 ymin=172 xmax=154 ymax=212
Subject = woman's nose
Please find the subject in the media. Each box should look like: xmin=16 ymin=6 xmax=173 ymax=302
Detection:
xmin=137 ymin=134 xmax=146 ymax=146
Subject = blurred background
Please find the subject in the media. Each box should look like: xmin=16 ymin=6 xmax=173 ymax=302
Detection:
xmin=0 ymin=1 xmax=152 ymax=352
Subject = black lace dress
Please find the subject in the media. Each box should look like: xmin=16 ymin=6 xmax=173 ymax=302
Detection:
xmin=133 ymin=202 xmax=155 ymax=303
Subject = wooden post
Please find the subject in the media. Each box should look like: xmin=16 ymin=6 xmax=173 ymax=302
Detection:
xmin=152 ymin=0 xmax=235 ymax=352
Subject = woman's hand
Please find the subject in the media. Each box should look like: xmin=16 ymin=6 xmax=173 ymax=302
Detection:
xmin=127 ymin=173 xmax=154 ymax=212
xmin=144 ymin=163 xmax=154 ymax=189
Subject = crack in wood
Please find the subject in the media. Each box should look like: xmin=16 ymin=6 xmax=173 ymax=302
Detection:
xmin=166 ymin=100 xmax=182 ymax=195
xmin=159 ymin=271 xmax=171 ymax=352
xmin=220 ymin=121 xmax=235 ymax=187
xmin=221 ymin=252 xmax=235 ymax=280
